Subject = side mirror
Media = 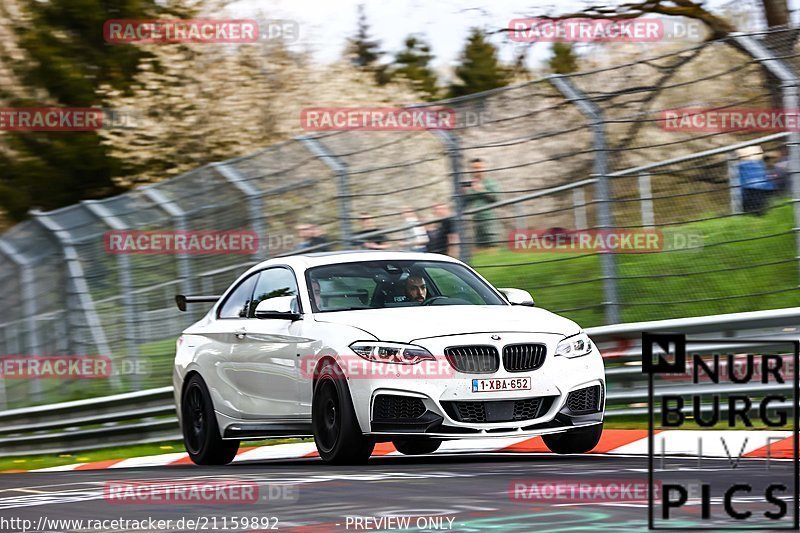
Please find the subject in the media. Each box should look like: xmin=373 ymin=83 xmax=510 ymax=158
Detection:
xmin=255 ymin=296 xmax=301 ymax=320
xmin=498 ymin=287 xmax=535 ymax=307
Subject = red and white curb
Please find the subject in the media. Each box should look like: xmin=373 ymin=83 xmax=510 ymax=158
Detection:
xmin=21 ymin=430 xmax=794 ymax=473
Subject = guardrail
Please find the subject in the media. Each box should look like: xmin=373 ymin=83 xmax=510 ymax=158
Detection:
xmin=0 ymin=307 xmax=797 ymax=457
xmin=0 ymin=387 xmax=178 ymax=457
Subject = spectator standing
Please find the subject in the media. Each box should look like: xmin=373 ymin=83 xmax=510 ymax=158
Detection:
xmin=401 ymin=208 xmax=429 ymax=252
xmin=463 ymin=158 xmax=499 ymax=251
xmin=354 ymin=213 xmax=391 ymax=250
xmin=308 ymin=224 xmax=330 ymax=251
xmin=765 ymin=149 xmax=789 ymax=198
xmin=426 ymin=203 xmax=460 ymax=257
xmin=736 ymin=146 xmax=774 ymax=216
xmin=293 ymin=223 xmax=313 ymax=251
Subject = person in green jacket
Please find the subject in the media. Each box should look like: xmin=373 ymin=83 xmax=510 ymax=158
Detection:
xmin=463 ymin=157 xmax=499 ymax=251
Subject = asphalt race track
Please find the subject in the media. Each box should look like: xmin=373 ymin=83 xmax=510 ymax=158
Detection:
xmin=0 ymin=452 xmax=795 ymax=532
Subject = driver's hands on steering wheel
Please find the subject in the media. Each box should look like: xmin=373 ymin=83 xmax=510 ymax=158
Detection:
xmin=421 ymin=296 xmax=448 ymax=306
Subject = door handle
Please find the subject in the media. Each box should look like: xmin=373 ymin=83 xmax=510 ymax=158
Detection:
xmin=234 ymin=328 xmax=247 ymax=340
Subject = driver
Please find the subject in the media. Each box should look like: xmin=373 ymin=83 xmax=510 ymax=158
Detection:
xmin=405 ymin=275 xmax=427 ymax=304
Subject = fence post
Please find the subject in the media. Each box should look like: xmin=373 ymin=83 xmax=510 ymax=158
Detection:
xmin=728 ymin=153 xmax=742 ymax=214
xmin=81 ymin=200 xmax=141 ymax=390
xmin=431 ymin=129 xmax=471 ymax=263
xmin=0 ymin=240 xmax=39 ymax=357
xmin=212 ymin=163 xmax=267 ymax=260
xmin=31 ymin=210 xmax=115 ymax=387
xmin=550 ymin=75 xmax=620 ymax=324
xmin=297 ymin=136 xmax=353 ymax=247
xmin=733 ymin=34 xmax=800 ymax=284
xmin=0 ymin=239 xmax=39 ymax=406
xmin=573 ymin=187 xmax=588 ymax=230
xmin=638 ymin=173 xmax=655 ymax=228
xmin=142 ymin=187 xmax=193 ymax=298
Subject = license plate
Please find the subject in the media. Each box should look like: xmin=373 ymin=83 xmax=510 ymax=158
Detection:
xmin=472 ymin=377 xmax=531 ymax=393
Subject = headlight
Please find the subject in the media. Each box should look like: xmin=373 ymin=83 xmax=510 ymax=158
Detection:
xmin=349 ymin=341 xmax=434 ymax=364
xmin=555 ymin=332 xmax=593 ymax=358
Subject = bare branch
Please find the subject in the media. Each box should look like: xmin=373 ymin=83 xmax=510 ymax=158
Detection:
xmin=501 ymin=0 xmax=736 ymax=40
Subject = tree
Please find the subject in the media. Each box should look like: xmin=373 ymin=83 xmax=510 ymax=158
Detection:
xmin=521 ymin=0 xmax=790 ymax=41
xmin=0 ymin=0 xmax=172 ymax=221
xmin=346 ymin=4 xmax=389 ymax=84
xmin=390 ymin=35 xmax=439 ymax=101
xmin=99 ymin=36 xmax=424 ymax=191
xmin=548 ymin=42 xmax=579 ymax=74
xmin=99 ymin=38 xmax=309 ymax=187
xmin=519 ymin=0 xmax=792 ymax=107
xmin=449 ymin=28 xmax=512 ymax=98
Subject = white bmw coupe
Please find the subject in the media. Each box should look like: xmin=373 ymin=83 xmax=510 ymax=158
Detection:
xmin=173 ymin=251 xmax=605 ymax=465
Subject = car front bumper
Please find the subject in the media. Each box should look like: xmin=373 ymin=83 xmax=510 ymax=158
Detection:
xmin=345 ymin=332 xmax=606 ymax=438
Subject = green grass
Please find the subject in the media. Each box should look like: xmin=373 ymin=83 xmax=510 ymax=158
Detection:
xmin=2 ymin=338 xmax=179 ymax=410
xmin=474 ymin=202 xmax=798 ymax=328
xmin=0 ymin=438 xmax=309 ymax=472
xmin=8 ymin=203 xmax=799 ymax=416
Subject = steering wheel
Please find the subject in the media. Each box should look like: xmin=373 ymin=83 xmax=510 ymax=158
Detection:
xmin=422 ymin=296 xmax=449 ymax=306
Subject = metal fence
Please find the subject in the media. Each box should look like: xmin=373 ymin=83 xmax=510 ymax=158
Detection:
xmin=2 ymin=306 xmax=797 ymax=457
xmin=2 ymin=28 xmax=800 ymax=408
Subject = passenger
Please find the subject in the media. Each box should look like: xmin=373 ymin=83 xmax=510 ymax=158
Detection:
xmin=311 ymin=279 xmax=323 ymax=309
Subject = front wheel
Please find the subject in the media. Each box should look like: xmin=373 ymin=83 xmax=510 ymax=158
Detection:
xmin=312 ymin=363 xmax=374 ymax=464
xmin=542 ymin=423 xmax=603 ymax=454
xmin=393 ymin=439 xmax=442 ymax=455
xmin=181 ymin=374 xmax=239 ymax=465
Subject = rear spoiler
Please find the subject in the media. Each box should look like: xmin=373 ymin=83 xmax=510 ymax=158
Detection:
xmin=175 ymin=294 xmax=221 ymax=312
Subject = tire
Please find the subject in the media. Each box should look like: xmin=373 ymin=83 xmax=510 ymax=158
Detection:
xmin=181 ymin=374 xmax=239 ymax=465
xmin=393 ymin=439 xmax=442 ymax=455
xmin=312 ymin=362 xmax=374 ymax=464
xmin=542 ymin=423 xmax=603 ymax=454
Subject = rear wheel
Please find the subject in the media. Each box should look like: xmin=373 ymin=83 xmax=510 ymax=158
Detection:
xmin=542 ymin=423 xmax=603 ymax=454
xmin=181 ymin=374 xmax=239 ymax=465
xmin=393 ymin=439 xmax=442 ymax=455
xmin=312 ymin=362 xmax=374 ymax=464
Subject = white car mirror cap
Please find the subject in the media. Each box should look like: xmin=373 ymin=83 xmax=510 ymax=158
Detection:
xmin=498 ymin=287 xmax=535 ymax=306
xmin=255 ymin=296 xmax=301 ymax=319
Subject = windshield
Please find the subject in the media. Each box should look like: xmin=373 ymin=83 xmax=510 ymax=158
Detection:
xmin=306 ymin=260 xmax=507 ymax=313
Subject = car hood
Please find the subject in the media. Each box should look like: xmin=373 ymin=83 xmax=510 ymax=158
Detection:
xmin=313 ymin=305 xmax=580 ymax=343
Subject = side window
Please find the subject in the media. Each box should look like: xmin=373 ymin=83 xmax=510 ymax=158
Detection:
xmin=249 ymin=268 xmax=299 ymax=317
xmin=218 ymin=274 xmax=258 ymax=319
